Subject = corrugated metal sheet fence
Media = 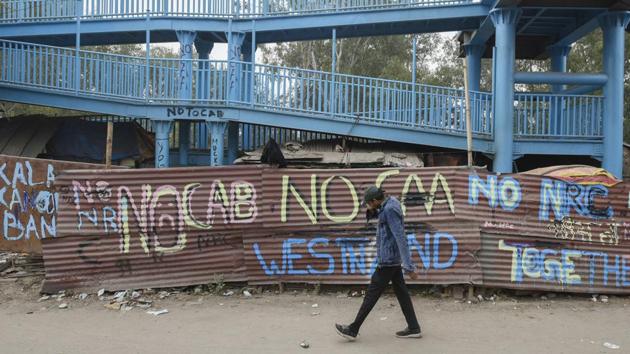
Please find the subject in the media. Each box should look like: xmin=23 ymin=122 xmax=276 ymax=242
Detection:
xmin=0 ymin=155 xmax=114 ymax=253
xmin=41 ymin=165 xmax=630 ymax=294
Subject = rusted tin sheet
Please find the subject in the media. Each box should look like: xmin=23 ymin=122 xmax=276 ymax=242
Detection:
xmin=43 ymin=165 xmax=262 ymax=292
xmin=0 ymin=154 xmax=111 ymax=254
xmin=244 ymin=222 xmax=482 ymax=285
xmin=41 ymin=231 xmax=246 ymax=293
xmin=480 ymin=232 xmax=630 ymax=294
xmin=42 ymin=165 xmax=630 ymax=294
xmin=261 ymin=167 xmax=465 ymax=230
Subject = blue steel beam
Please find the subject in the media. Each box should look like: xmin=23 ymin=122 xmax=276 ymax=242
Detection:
xmin=514 ymin=140 xmax=602 ymax=159
xmin=0 ymin=84 xmax=494 ymax=153
xmin=514 ymin=72 xmax=608 ymax=86
xmin=0 ymin=84 xmax=606 ymax=158
xmin=0 ymin=5 xmax=490 ymax=46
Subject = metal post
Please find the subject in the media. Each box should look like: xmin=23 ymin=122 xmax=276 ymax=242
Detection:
xmin=464 ymin=42 xmax=484 ymax=139
xmin=153 ymin=120 xmax=173 ymax=168
xmin=250 ymin=20 xmax=256 ymax=109
xmin=145 ymin=9 xmax=150 ymax=103
xmin=411 ymin=35 xmax=417 ymax=125
xmin=549 ymin=45 xmax=571 ymax=136
xmin=599 ymin=12 xmax=630 ymax=177
xmin=463 ymin=43 xmax=484 ymax=92
xmin=331 ymin=28 xmax=337 ymax=117
xmin=490 ymin=8 xmax=521 ymax=173
xmin=194 ymin=38 xmax=214 ymax=150
xmin=74 ymin=0 xmax=81 ymax=95
xmin=175 ymin=30 xmax=197 ymax=166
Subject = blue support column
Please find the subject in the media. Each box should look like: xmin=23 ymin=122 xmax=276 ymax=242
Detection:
xmin=194 ymin=38 xmax=214 ymax=150
xmin=225 ymin=31 xmax=247 ymax=164
xmin=207 ymin=121 xmax=227 ymax=166
xmin=227 ymin=122 xmax=239 ymax=164
xmin=227 ymin=31 xmax=246 ymax=104
xmin=464 ymin=44 xmax=484 ymax=92
xmin=599 ymin=12 xmax=630 ymax=178
xmin=152 ymin=120 xmax=173 ymax=168
xmin=178 ymin=122 xmax=190 ymax=166
xmin=176 ymin=30 xmax=196 ymax=101
xmin=176 ymin=30 xmax=196 ymax=166
xmin=549 ymin=45 xmax=571 ymax=136
xmin=490 ymin=8 xmax=521 ymax=173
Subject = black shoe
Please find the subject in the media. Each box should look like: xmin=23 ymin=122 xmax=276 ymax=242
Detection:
xmin=335 ymin=323 xmax=358 ymax=341
xmin=395 ymin=327 xmax=422 ymax=338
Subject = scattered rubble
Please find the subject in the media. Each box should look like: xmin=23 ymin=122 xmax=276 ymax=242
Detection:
xmin=299 ymin=341 xmax=310 ymax=349
xmin=58 ymin=303 xmax=68 ymax=309
xmin=0 ymin=252 xmax=45 ymax=278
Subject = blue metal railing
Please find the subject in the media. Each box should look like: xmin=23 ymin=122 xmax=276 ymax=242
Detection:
xmin=0 ymin=39 xmax=493 ymax=136
xmin=0 ymin=39 xmax=605 ymax=141
xmin=0 ymin=0 xmax=478 ymax=22
xmin=514 ymin=92 xmax=603 ymax=138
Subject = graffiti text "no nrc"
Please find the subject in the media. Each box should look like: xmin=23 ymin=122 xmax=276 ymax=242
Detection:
xmin=253 ymin=232 xmax=458 ymax=276
xmin=499 ymin=240 xmax=630 ymax=288
xmin=539 ymin=179 xmax=613 ymax=221
xmin=280 ymin=170 xmax=455 ymax=225
xmin=72 ymin=179 xmax=257 ymax=254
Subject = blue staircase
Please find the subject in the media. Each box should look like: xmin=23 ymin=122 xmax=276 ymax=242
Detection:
xmin=0 ymin=0 xmax=625 ymax=174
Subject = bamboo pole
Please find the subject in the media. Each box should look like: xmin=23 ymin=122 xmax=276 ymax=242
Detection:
xmin=105 ymin=121 xmax=113 ymax=168
xmin=463 ymin=57 xmax=473 ymax=167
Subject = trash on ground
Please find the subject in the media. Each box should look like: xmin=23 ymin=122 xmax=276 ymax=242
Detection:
xmin=603 ymin=342 xmax=620 ymax=349
xmin=300 ymin=341 xmax=310 ymax=349
xmin=223 ymin=290 xmax=234 ymax=296
xmin=147 ymin=309 xmax=169 ymax=316
xmin=78 ymin=293 xmax=88 ymax=301
xmin=97 ymin=289 xmax=105 ymax=297
xmin=58 ymin=303 xmax=68 ymax=309
xmin=104 ymin=302 xmax=123 ymax=311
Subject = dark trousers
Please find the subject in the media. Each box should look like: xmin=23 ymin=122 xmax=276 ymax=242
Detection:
xmin=349 ymin=265 xmax=420 ymax=333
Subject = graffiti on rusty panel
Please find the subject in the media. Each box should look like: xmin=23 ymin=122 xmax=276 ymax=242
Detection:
xmin=1 ymin=159 xmax=57 ymax=241
xmin=68 ymin=177 xmax=258 ymax=255
xmin=0 ymin=155 xmax=111 ymax=254
xmin=277 ymin=170 xmax=456 ymax=226
xmin=41 ymin=165 xmax=630 ymax=293
xmin=251 ymin=230 xmax=461 ymax=276
xmin=497 ymin=239 xmax=630 ymax=289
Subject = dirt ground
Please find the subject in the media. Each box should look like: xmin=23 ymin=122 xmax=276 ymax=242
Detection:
xmin=1 ymin=277 xmax=629 ymax=354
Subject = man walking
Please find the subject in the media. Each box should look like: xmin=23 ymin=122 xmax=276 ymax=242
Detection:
xmin=335 ymin=186 xmax=422 ymax=341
